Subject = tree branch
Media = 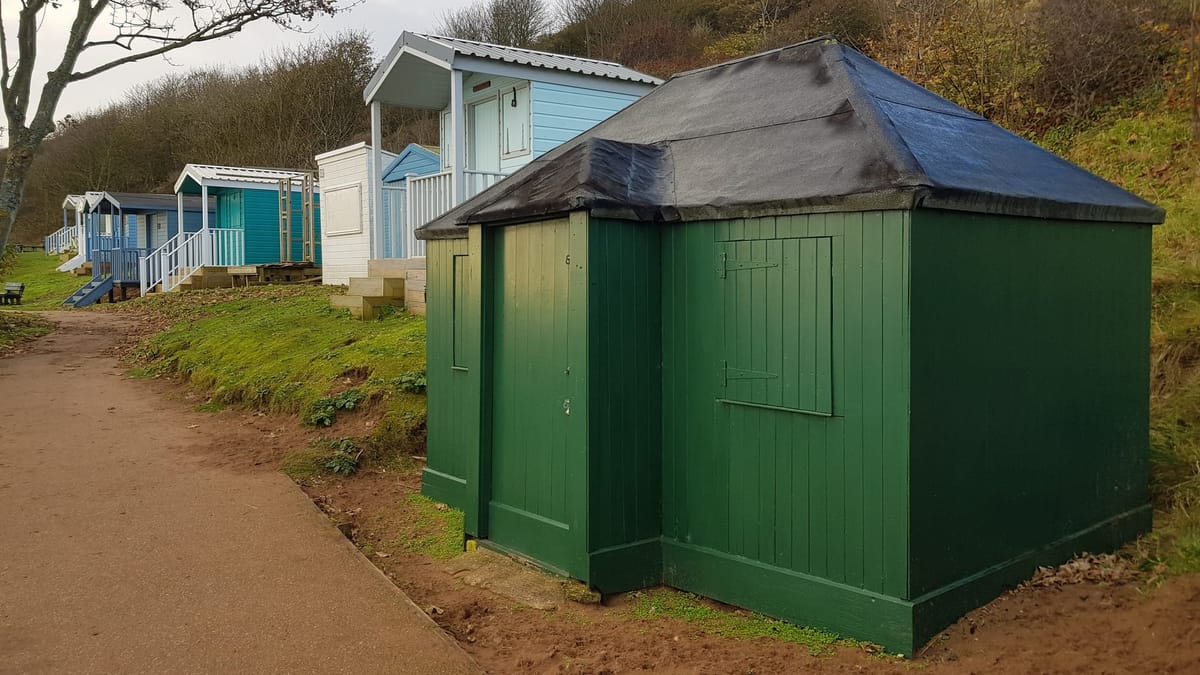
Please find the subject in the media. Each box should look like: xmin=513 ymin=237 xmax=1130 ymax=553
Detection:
xmin=70 ymin=0 xmax=339 ymax=82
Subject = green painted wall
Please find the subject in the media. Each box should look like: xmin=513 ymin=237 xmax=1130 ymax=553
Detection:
xmin=907 ymin=210 xmax=1153 ymax=626
xmin=424 ymin=238 xmax=472 ymax=508
xmin=659 ymin=212 xmax=913 ymax=642
xmin=661 ymin=212 xmax=912 ymax=591
xmin=587 ymin=219 xmax=663 ymax=592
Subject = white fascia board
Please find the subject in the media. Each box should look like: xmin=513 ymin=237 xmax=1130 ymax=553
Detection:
xmin=450 ymin=55 xmax=657 ymax=97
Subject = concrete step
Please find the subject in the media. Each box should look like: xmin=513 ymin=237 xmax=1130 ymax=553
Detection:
xmin=330 ymin=293 xmax=404 ymax=320
xmin=368 ymin=257 xmax=426 ymax=277
xmin=348 ymin=277 xmax=405 ymax=298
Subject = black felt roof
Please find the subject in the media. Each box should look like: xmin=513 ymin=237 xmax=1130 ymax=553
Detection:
xmin=418 ymin=38 xmax=1164 ymax=239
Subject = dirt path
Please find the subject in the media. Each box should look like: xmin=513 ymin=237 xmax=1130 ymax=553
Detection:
xmin=0 ymin=312 xmax=478 ymax=674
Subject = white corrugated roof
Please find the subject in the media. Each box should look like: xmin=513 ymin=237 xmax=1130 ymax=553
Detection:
xmin=418 ymin=34 xmax=662 ymax=85
xmin=365 ymin=32 xmax=660 ymax=106
xmin=174 ymin=163 xmax=315 ymax=193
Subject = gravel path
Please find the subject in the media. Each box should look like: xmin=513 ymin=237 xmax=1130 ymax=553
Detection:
xmin=0 ymin=311 xmax=479 ymax=674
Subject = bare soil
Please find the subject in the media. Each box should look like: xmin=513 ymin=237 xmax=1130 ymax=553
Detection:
xmin=307 ymin=469 xmax=1200 ymax=675
xmin=10 ymin=311 xmax=1198 ymax=674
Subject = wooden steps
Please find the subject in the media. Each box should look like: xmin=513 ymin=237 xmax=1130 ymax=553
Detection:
xmin=173 ymin=266 xmax=234 ymax=291
xmin=332 ymin=257 xmax=426 ymax=319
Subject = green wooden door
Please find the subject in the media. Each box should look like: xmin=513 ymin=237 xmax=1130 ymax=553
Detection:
xmin=488 ymin=220 xmax=579 ymax=574
xmin=714 ymin=236 xmax=835 ymax=563
xmin=717 ymin=237 xmax=833 ymax=415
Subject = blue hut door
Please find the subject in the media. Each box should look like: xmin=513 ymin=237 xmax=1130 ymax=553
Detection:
xmin=469 ymin=98 xmax=501 ymax=174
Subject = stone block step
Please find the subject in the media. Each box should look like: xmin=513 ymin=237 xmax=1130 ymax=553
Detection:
xmin=368 ymin=257 xmax=426 ymax=277
xmin=330 ymin=293 xmax=404 ymax=320
xmin=348 ymin=277 xmax=405 ymax=298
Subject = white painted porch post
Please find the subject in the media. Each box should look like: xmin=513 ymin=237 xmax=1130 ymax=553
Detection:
xmin=370 ymin=100 xmax=384 ymax=259
xmin=201 ymin=182 xmax=212 ymax=265
xmin=75 ymin=206 xmax=83 ymax=256
xmin=450 ymin=68 xmax=465 ymax=205
xmin=177 ymin=191 xmax=184 ymax=240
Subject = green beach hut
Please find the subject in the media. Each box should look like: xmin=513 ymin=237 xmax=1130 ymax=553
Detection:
xmin=414 ymin=38 xmax=1165 ymax=653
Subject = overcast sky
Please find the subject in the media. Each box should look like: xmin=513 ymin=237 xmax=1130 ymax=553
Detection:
xmin=0 ymin=0 xmax=481 ymax=143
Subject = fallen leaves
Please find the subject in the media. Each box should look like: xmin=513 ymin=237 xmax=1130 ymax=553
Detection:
xmin=1025 ymin=552 xmax=1139 ymax=588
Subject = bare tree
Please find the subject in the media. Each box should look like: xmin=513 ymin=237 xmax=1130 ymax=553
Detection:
xmin=0 ymin=0 xmax=344 ymax=251
xmin=438 ymin=0 xmax=551 ymax=47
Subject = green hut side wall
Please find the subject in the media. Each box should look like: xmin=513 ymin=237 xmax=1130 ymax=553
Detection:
xmin=659 ymin=211 xmax=914 ymax=650
xmin=907 ymin=209 xmax=1153 ymax=641
xmin=424 ymin=237 xmax=473 ymax=509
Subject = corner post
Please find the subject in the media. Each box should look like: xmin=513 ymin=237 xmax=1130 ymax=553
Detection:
xmin=450 ymin=68 xmax=466 ymax=205
xmin=370 ymin=100 xmax=385 ymax=260
xmin=200 ymin=182 xmax=212 ymax=265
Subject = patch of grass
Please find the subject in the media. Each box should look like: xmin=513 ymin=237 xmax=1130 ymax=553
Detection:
xmin=0 ymin=251 xmax=88 ymax=310
xmin=281 ymin=446 xmax=329 ymax=480
xmin=194 ymin=399 xmax=227 ymax=413
xmin=396 ymin=494 xmax=464 ymax=560
xmin=281 ymin=437 xmax=364 ymax=480
xmin=1054 ymin=94 xmax=1200 ymax=575
xmin=113 ymin=286 xmax=428 ymax=457
xmin=625 ymin=588 xmax=848 ymax=656
xmin=0 ymin=312 xmax=51 ymax=352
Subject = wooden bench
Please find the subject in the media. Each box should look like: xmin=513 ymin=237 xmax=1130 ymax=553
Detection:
xmin=2 ymin=282 xmax=24 ymax=305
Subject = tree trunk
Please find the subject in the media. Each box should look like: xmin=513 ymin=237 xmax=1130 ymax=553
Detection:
xmin=0 ymin=132 xmax=42 ymax=252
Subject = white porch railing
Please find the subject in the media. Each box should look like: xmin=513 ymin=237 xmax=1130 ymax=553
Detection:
xmin=45 ymin=224 xmax=75 ymax=254
xmin=405 ymin=171 xmax=454 ymax=253
xmin=463 ymin=169 xmax=508 ymax=200
xmin=139 ymin=228 xmax=245 ymax=294
xmin=399 ymin=169 xmax=508 ymax=258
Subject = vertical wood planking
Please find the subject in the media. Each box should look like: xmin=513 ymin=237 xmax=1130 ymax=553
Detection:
xmin=859 ymin=211 xmax=886 ymax=591
xmin=881 ymin=212 xmax=909 ymax=598
xmin=665 ymin=211 xmax=910 ymax=596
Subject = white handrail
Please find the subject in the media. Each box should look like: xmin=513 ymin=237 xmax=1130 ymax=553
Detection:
xmin=463 ymin=169 xmax=508 ymax=200
xmin=44 ymin=224 xmax=75 ymax=254
xmin=139 ymin=228 xmax=245 ymax=294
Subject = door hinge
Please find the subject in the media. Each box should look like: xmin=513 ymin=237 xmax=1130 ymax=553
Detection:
xmin=717 ymin=251 xmax=779 ymax=278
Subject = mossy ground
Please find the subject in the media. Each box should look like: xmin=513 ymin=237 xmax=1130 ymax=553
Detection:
xmin=114 ymin=285 xmax=428 ymax=467
xmin=0 ymin=252 xmax=88 ymax=310
xmin=626 ymin=588 xmax=860 ymax=657
xmin=393 ymin=494 xmax=465 ymax=560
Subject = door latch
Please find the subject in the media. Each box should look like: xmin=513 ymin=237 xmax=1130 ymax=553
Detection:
xmin=563 ymin=398 xmax=571 ymax=416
